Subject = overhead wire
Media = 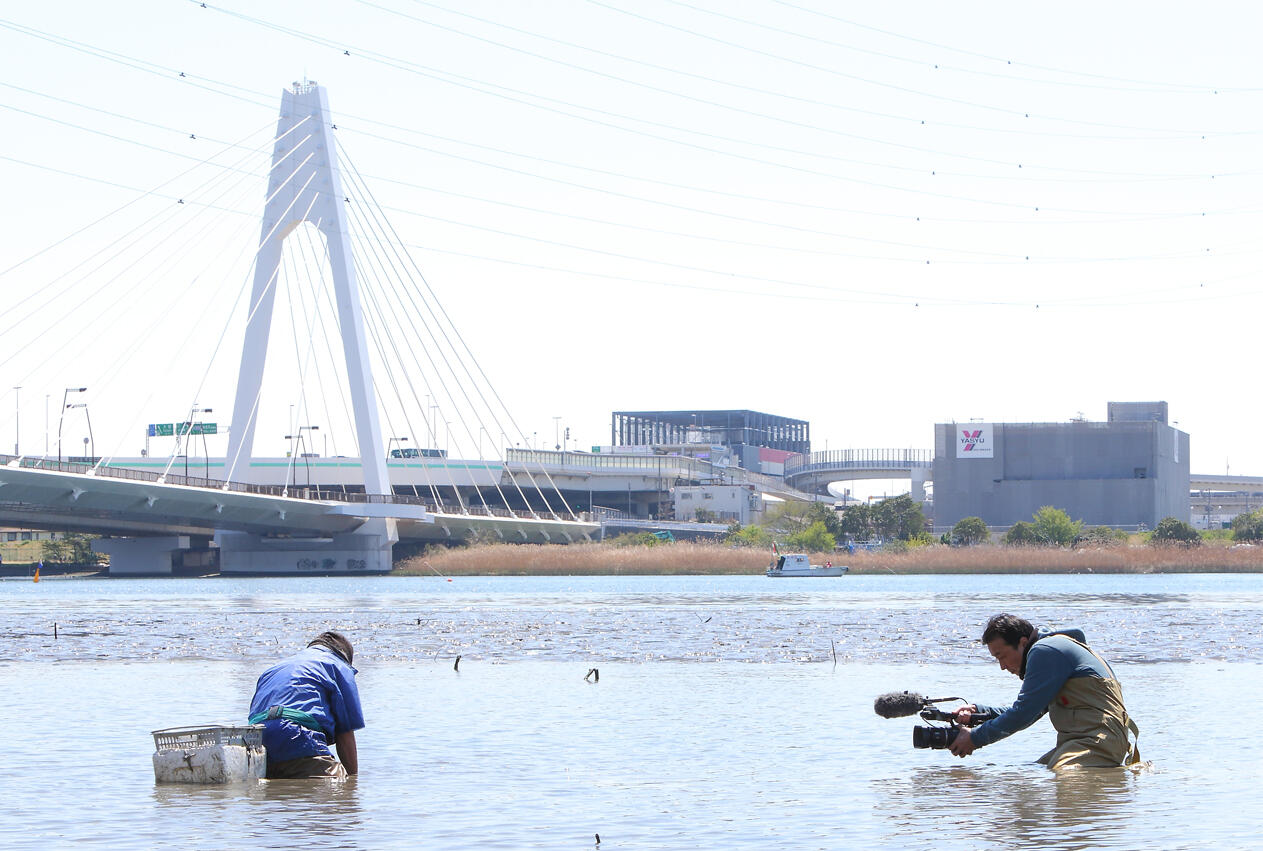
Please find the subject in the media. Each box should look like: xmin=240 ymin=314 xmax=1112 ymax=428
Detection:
xmin=768 ymin=0 xmax=1263 ymax=94
xmin=187 ymin=0 xmax=1254 ymax=191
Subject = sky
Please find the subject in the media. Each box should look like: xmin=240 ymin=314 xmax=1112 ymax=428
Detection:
xmin=2 ymin=0 xmax=1262 ymax=495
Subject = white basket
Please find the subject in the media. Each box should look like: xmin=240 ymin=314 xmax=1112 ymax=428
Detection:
xmin=152 ymin=725 xmax=263 ymax=751
xmin=151 ymin=725 xmax=266 ymax=784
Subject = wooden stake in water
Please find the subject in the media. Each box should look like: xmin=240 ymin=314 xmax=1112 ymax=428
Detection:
xmin=454 ymin=655 xmax=461 ymax=672
xmin=585 ymin=668 xmax=599 ymax=683
xmin=54 ymin=622 xmax=58 ymax=640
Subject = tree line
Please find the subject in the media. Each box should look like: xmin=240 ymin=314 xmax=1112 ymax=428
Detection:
xmin=719 ymin=500 xmax=1263 ymax=554
xmin=947 ymin=505 xmax=1263 ymax=548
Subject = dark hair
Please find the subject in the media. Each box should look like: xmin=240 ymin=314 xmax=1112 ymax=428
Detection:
xmin=308 ymin=631 xmax=353 ymax=665
xmin=981 ymin=614 xmax=1035 ymax=648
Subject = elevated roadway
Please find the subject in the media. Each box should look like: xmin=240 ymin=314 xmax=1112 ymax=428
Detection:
xmin=0 ymin=455 xmax=597 ymax=573
xmin=784 ymin=449 xmax=933 ymax=497
xmin=1189 ymin=474 xmax=1263 ymax=492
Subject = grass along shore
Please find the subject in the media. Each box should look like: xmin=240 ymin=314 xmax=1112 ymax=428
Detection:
xmin=393 ymin=541 xmax=1263 ymax=577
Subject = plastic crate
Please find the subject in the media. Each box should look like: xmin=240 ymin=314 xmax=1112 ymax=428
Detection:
xmin=152 ymin=725 xmax=266 ymax=784
xmin=152 ymin=725 xmax=262 ymax=752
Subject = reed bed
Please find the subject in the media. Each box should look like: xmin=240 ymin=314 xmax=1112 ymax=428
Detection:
xmin=846 ymin=544 xmax=1263 ymax=574
xmin=394 ymin=541 xmax=1263 ymax=576
xmin=395 ymin=541 xmax=768 ymax=576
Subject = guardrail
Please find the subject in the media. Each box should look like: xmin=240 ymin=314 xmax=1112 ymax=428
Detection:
xmin=504 ymin=448 xmax=798 ymax=494
xmin=1 ymin=454 xmax=436 ymax=508
xmin=0 ymin=454 xmax=596 ymax=522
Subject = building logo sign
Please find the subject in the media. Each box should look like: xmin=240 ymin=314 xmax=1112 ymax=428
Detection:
xmin=956 ymin=424 xmax=994 ymax=458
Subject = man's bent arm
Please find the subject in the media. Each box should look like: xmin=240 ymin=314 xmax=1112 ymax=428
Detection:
xmin=970 ymin=644 xmax=1070 ymax=746
xmin=335 ymin=730 xmax=358 ymax=775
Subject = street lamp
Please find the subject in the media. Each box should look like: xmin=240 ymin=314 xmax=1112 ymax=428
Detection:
xmin=84 ymin=404 xmax=94 ymax=461
xmin=64 ymin=403 xmax=93 ymax=462
xmin=187 ymin=405 xmax=213 ymax=479
xmin=553 ymin=416 xmax=561 ymax=452
xmin=12 ymin=385 xmax=20 ymax=455
xmin=57 ymin=386 xmax=87 ymax=464
xmin=285 ymin=425 xmax=319 ymax=487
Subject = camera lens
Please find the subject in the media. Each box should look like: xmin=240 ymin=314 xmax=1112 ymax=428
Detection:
xmin=912 ymin=726 xmax=958 ymax=749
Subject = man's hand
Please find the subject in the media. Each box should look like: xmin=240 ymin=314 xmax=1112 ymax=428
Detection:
xmin=951 ymin=704 xmax=978 ymax=725
xmin=949 ymin=727 xmax=977 ymax=758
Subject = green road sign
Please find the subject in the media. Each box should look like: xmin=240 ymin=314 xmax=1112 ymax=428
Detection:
xmin=176 ymin=422 xmax=218 ymax=436
xmin=150 ymin=421 xmax=218 ymax=437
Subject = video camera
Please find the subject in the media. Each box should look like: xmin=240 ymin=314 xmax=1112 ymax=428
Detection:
xmin=872 ymin=691 xmax=998 ymax=750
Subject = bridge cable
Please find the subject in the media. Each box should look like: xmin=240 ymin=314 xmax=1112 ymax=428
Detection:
xmin=338 ymin=142 xmax=575 ymax=519
xmin=337 ymin=139 xmax=579 ymax=519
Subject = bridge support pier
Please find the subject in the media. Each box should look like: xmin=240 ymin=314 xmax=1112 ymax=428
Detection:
xmin=216 ymin=519 xmax=397 ymax=574
xmin=95 ymin=535 xmax=204 ymax=576
xmin=911 ymin=467 xmax=928 ymax=503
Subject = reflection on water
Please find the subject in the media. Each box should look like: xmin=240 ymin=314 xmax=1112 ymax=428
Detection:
xmin=150 ymin=776 xmax=364 ymax=848
xmin=879 ymin=765 xmax=1144 ymax=850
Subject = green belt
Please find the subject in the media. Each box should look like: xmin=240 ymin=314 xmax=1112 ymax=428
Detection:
xmin=249 ymin=706 xmax=324 ymax=733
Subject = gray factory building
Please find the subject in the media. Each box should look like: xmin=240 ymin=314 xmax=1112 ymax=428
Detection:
xmin=932 ymin=402 xmax=1189 ymax=532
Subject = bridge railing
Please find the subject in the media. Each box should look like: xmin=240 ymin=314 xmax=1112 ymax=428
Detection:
xmin=506 ymin=448 xmax=712 ymax=476
xmin=784 ymin=448 xmax=933 ymax=477
xmin=503 ymin=448 xmax=796 ymax=493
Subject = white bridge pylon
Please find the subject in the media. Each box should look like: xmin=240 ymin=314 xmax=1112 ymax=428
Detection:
xmin=218 ymin=81 xmax=413 ymax=573
xmin=225 ymin=81 xmax=392 ymax=498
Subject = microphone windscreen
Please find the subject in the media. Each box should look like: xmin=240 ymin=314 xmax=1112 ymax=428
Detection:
xmin=873 ymin=691 xmax=926 ymax=718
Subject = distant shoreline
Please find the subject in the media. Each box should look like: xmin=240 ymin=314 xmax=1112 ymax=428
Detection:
xmin=0 ymin=564 xmax=104 ymax=579
xmin=6 ymin=542 xmax=1260 ymax=578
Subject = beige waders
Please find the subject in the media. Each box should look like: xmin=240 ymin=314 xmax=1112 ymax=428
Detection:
xmin=1038 ymin=636 xmax=1141 ymax=769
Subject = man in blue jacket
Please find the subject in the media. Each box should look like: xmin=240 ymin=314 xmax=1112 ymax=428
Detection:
xmin=949 ymin=613 xmax=1139 ymax=768
xmin=249 ymin=631 xmax=365 ymax=778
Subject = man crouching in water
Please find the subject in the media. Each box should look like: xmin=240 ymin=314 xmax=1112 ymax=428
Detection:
xmin=249 ymin=631 xmax=364 ymax=778
xmin=949 ymin=613 xmax=1140 ymax=768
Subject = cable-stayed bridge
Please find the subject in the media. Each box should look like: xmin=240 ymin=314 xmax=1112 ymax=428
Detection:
xmin=0 ymin=82 xmax=597 ymax=573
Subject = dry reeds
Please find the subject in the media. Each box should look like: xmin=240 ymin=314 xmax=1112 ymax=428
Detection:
xmin=846 ymin=544 xmax=1263 ymax=574
xmin=393 ymin=541 xmax=1263 ymax=576
xmin=396 ymin=541 xmax=768 ymax=576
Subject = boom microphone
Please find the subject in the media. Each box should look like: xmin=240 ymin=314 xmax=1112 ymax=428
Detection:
xmin=874 ymin=691 xmax=927 ymax=719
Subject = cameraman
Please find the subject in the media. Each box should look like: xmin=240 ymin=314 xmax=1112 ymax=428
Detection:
xmin=948 ymin=613 xmax=1140 ymax=768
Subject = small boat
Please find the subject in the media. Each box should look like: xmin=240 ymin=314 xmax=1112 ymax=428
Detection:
xmin=766 ymin=553 xmax=847 ymax=577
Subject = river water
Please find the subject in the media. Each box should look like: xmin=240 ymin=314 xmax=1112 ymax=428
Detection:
xmin=5 ymin=573 xmax=1261 ymax=849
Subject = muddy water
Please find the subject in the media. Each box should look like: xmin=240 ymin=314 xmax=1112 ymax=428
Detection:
xmin=5 ymin=574 xmax=1260 ymax=849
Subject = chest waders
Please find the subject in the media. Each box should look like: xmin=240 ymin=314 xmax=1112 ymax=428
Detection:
xmin=1038 ymin=636 xmax=1141 ymax=769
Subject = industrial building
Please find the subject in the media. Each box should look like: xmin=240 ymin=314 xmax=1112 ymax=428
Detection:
xmin=610 ymin=409 xmax=808 ymax=475
xmin=931 ymin=402 xmax=1189 ymax=532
